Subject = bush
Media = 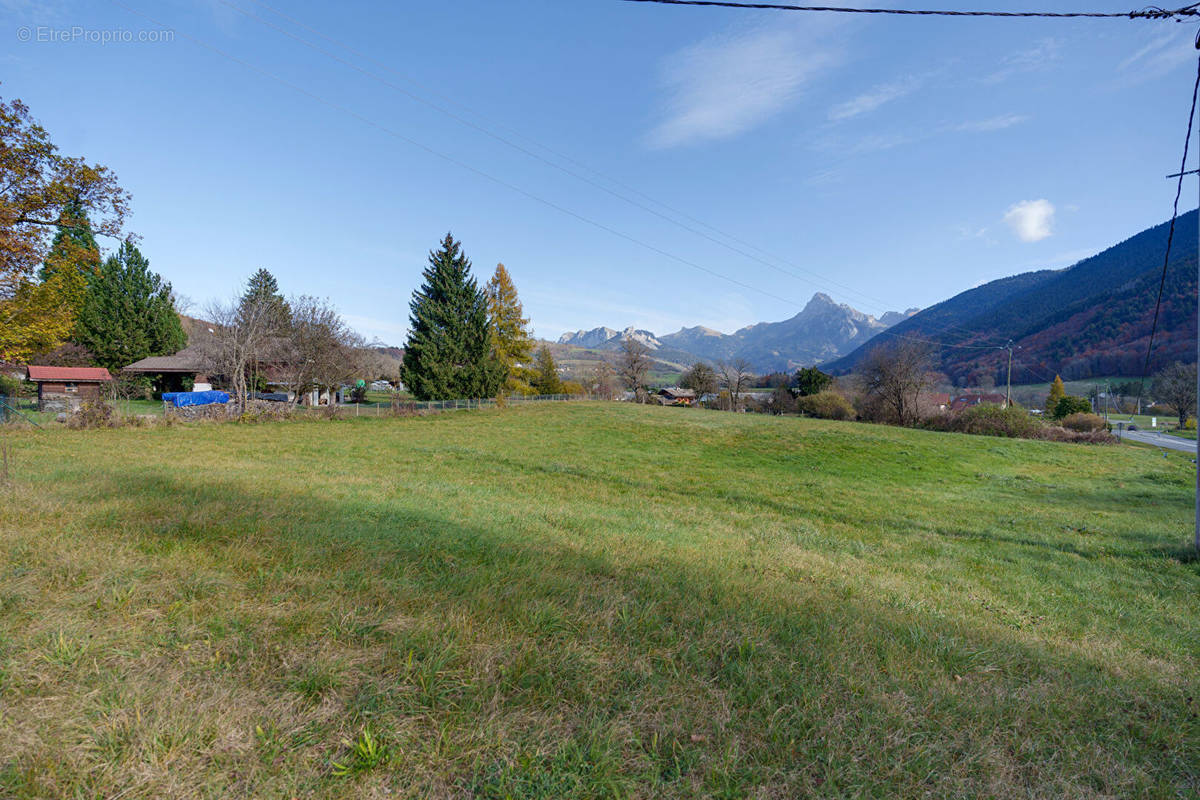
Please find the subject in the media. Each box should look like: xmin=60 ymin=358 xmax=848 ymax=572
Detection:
xmin=0 ymin=374 xmax=23 ymax=399
xmin=1039 ymin=426 xmax=1116 ymax=444
xmin=924 ymin=404 xmax=1041 ymax=439
xmin=797 ymin=390 xmax=854 ymax=420
xmin=1052 ymin=395 xmax=1092 ymax=419
xmin=561 ymin=380 xmax=585 ymax=396
xmin=1060 ymin=412 xmax=1105 ymax=432
xmin=66 ymin=400 xmax=118 ymax=429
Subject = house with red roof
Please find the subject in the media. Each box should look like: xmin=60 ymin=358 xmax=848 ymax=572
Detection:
xmin=25 ymin=366 xmax=113 ymax=411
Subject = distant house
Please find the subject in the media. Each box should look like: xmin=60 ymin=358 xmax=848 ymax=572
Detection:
xmin=950 ymin=392 xmax=1007 ymax=412
xmin=123 ymin=346 xmax=212 ymax=392
xmin=657 ymin=387 xmax=696 ymax=406
xmin=927 ymin=392 xmax=952 ymax=412
xmin=26 ymin=365 xmax=113 ymax=411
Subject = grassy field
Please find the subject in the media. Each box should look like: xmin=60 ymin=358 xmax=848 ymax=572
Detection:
xmin=0 ymin=403 xmax=1197 ymax=798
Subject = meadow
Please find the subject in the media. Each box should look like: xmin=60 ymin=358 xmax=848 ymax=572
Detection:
xmin=0 ymin=403 xmax=1196 ymax=798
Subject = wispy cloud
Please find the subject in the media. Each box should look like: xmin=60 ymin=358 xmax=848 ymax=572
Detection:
xmin=984 ymin=38 xmax=1061 ymax=85
xmin=828 ymin=75 xmax=922 ymax=122
xmin=1003 ymin=199 xmax=1055 ymax=243
xmin=839 ymin=131 xmax=916 ymax=155
xmin=646 ymin=23 xmax=843 ymax=149
xmin=1113 ymin=30 xmax=1195 ymax=86
xmin=952 ymin=114 xmax=1029 ymax=133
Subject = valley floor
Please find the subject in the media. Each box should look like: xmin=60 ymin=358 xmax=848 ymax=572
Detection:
xmin=0 ymin=403 xmax=1196 ymax=798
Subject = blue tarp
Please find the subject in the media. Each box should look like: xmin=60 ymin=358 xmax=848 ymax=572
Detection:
xmin=162 ymin=390 xmax=231 ymax=407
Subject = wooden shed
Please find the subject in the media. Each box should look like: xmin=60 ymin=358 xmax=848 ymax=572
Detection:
xmin=26 ymin=365 xmax=113 ymax=411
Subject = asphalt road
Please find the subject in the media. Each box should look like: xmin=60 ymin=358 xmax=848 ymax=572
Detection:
xmin=1121 ymin=428 xmax=1197 ymax=453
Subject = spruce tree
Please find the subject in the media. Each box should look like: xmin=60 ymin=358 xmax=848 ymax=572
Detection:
xmin=484 ymin=263 xmax=534 ymax=392
xmin=532 ymin=345 xmax=563 ymax=395
xmin=74 ymin=241 xmax=187 ymax=371
xmin=401 ymin=234 xmax=504 ymax=400
xmin=239 ymin=268 xmax=291 ymax=333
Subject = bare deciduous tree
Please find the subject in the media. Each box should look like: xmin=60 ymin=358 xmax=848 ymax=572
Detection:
xmin=284 ymin=295 xmax=363 ymax=406
xmin=202 ymin=296 xmax=278 ymax=408
xmin=1154 ymin=361 xmax=1197 ymax=428
xmin=717 ymin=358 xmax=754 ymax=411
xmin=857 ymin=339 xmax=933 ymax=426
xmin=618 ymin=337 xmax=651 ymax=401
xmin=680 ymin=362 xmax=718 ymax=402
xmin=589 ymin=359 xmax=618 ymax=400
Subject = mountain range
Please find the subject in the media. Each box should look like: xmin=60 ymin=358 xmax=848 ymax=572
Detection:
xmin=557 ymin=293 xmax=919 ymax=374
xmin=825 ymin=210 xmax=1198 ymax=384
xmin=555 ymin=211 xmax=1196 ymax=383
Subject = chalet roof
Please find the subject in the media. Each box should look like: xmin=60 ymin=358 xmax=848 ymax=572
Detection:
xmin=26 ymin=366 xmax=112 ymax=382
xmin=950 ymin=392 xmax=1007 ymax=411
xmin=123 ymin=347 xmax=208 ymax=373
xmin=658 ymin=387 xmax=696 ymax=398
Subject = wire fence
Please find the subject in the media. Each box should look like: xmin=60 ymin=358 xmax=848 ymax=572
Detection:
xmin=317 ymin=393 xmax=591 ymax=417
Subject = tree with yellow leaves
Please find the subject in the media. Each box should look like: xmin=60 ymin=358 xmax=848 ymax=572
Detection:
xmin=0 ymin=93 xmax=129 ymax=362
xmin=484 ymin=263 xmax=535 ymax=394
xmin=1046 ymin=374 xmax=1066 ymax=413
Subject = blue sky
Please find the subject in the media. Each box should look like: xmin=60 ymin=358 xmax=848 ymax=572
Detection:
xmin=3 ymin=0 xmax=1198 ymax=344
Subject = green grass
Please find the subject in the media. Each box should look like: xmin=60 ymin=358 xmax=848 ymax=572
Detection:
xmin=0 ymin=403 xmax=1197 ymax=798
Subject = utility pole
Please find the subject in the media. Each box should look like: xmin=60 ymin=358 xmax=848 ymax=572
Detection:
xmin=1004 ymin=340 xmax=1014 ymax=407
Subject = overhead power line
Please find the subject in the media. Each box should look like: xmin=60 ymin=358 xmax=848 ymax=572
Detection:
xmin=216 ymin=0 xmax=1018 ymax=350
xmin=216 ymin=0 xmax=902 ymax=318
xmin=110 ymin=0 xmax=1009 ymax=356
xmin=621 ymin=0 xmax=1200 ymax=19
xmin=1136 ymin=46 xmax=1200 ymax=407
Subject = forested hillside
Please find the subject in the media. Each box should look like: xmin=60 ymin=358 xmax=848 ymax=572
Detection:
xmin=827 ymin=211 xmax=1198 ymax=383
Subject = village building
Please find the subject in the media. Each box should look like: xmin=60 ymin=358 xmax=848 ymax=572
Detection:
xmin=656 ymin=387 xmax=696 ymax=406
xmin=25 ymin=365 xmax=113 ymax=411
xmin=949 ymin=392 xmax=1008 ymax=412
xmin=123 ymin=346 xmax=213 ymax=392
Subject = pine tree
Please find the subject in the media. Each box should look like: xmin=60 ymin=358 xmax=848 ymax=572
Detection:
xmin=484 ymin=263 xmax=534 ymax=392
xmin=74 ymin=241 xmax=187 ymax=371
xmin=400 ymin=234 xmax=504 ymax=400
xmin=239 ymin=268 xmax=291 ymax=333
xmin=531 ymin=345 xmax=563 ymax=395
xmin=1046 ymin=374 xmax=1066 ymax=412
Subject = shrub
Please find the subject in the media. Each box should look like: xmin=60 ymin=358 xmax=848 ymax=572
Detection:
xmin=924 ymin=404 xmax=1041 ymax=439
xmin=1060 ymin=412 xmax=1105 ymax=432
xmin=1052 ymin=395 xmax=1092 ymax=419
xmin=561 ymin=380 xmax=585 ymax=396
xmin=0 ymin=374 xmax=23 ymax=399
xmin=66 ymin=400 xmax=118 ymax=429
xmin=798 ymin=390 xmax=854 ymax=421
xmin=1039 ymin=426 xmax=1116 ymax=444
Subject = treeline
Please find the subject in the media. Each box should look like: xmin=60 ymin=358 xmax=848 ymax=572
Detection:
xmin=397 ymin=234 xmax=589 ymax=401
xmin=0 ymin=93 xmax=185 ymax=371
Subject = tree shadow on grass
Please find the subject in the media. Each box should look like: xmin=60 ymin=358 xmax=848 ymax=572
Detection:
xmin=17 ymin=466 xmax=1200 ymax=799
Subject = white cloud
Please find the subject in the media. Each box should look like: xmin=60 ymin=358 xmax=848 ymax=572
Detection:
xmin=984 ymin=38 xmax=1061 ymax=85
xmin=646 ymin=23 xmax=842 ymax=148
xmin=952 ymin=114 xmax=1029 ymax=133
xmin=828 ymin=75 xmax=921 ymax=121
xmin=1113 ymin=30 xmax=1195 ymax=85
xmin=1003 ymin=199 xmax=1055 ymax=243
